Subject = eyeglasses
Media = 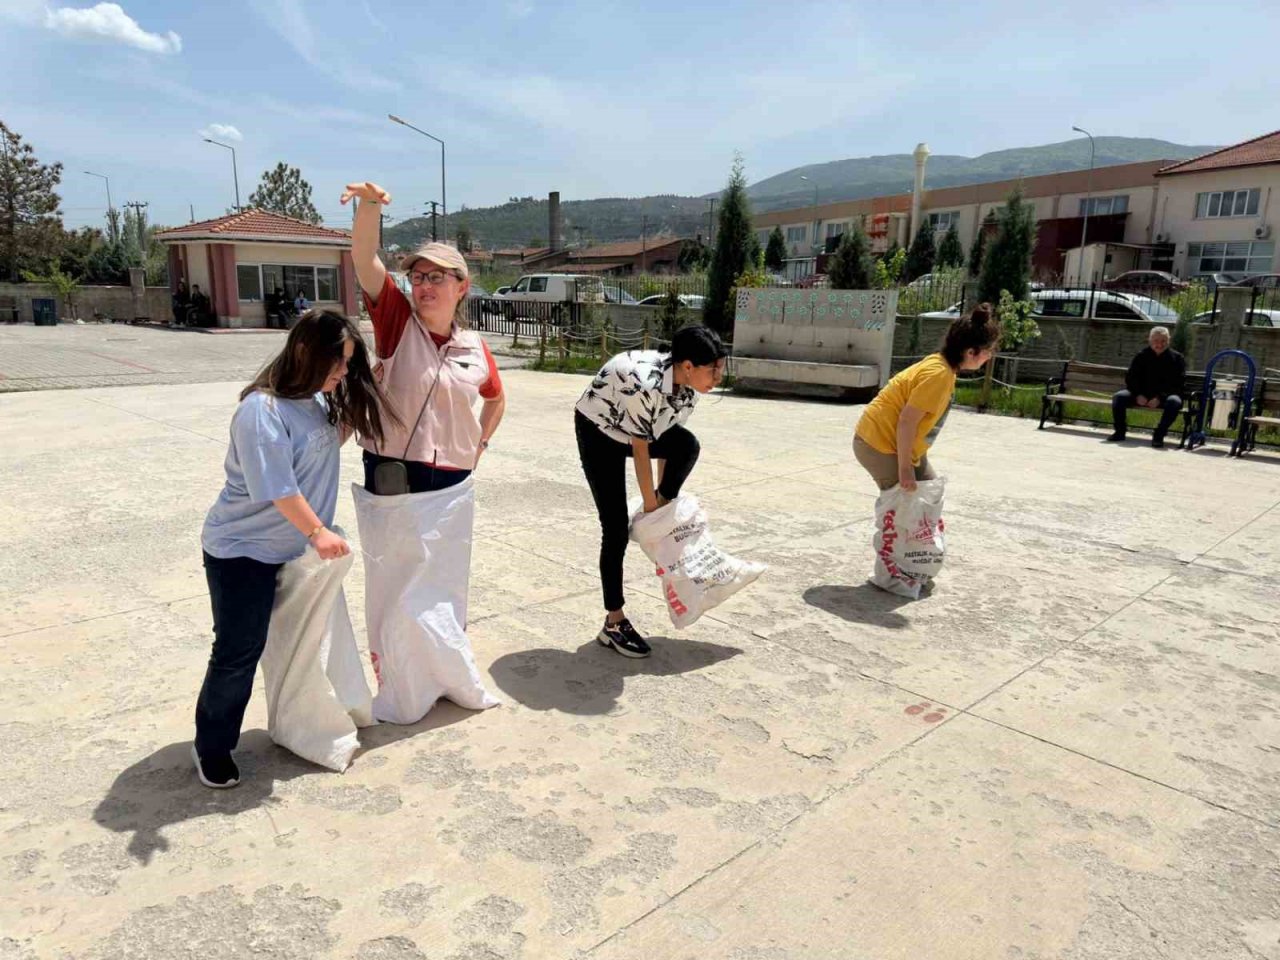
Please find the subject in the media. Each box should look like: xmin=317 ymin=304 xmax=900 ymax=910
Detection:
xmin=410 ymin=269 xmax=460 ymax=287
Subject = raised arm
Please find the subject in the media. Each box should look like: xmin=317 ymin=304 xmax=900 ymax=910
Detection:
xmin=340 ymin=181 xmax=390 ymax=300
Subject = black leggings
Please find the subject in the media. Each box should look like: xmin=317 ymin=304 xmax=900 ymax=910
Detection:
xmin=362 ymin=450 xmax=472 ymax=495
xmin=574 ymin=410 xmax=700 ymax=612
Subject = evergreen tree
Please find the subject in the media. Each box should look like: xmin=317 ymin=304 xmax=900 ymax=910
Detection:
xmin=764 ymin=226 xmax=787 ymax=272
xmin=454 ymin=224 xmax=473 ymax=252
xmin=905 ymin=221 xmax=936 ymax=282
xmin=827 ymin=227 xmax=874 ymax=290
xmin=705 ymin=154 xmax=754 ymax=335
xmin=936 ymin=224 xmax=964 ymax=268
xmin=0 ymin=122 xmax=64 ymax=282
xmin=978 ymin=189 xmax=1036 ymax=304
xmin=968 ymin=211 xmax=997 ymax=277
xmin=247 ymin=163 xmax=322 ymax=223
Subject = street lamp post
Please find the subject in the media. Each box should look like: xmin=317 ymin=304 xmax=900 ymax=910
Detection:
xmin=800 ymin=175 xmax=819 ymax=253
xmin=389 ymin=114 xmax=447 ymax=243
xmin=1072 ymin=125 xmax=1096 ymax=271
xmin=202 ymin=138 xmax=241 ymax=212
xmin=84 ymin=170 xmax=116 ymax=241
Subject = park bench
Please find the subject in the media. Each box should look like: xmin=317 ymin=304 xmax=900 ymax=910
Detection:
xmin=1239 ymin=377 xmax=1280 ymax=456
xmin=1038 ymin=360 xmax=1203 ymax=447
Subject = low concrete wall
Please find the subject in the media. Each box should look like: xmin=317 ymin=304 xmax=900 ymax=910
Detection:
xmin=0 ymin=282 xmax=172 ymax=324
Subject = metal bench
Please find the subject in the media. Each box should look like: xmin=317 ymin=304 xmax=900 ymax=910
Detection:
xmin=1039 ymin=360 xmax=1202 ymax=447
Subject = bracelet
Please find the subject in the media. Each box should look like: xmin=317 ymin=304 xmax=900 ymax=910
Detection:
xmin=478 ymin=438 xmax=489 ymax=450
xmin=306 ymin=524 xmax=325 ymax=540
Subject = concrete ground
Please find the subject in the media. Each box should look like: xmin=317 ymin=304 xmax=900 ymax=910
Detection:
xmin=1 ymin=366 xmax=1279 ymax=960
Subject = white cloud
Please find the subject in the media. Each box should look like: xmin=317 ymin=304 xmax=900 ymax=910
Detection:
xmin=256 ymin=0 xmax=401 ymax=93
xmin=507 ymin=0 xmax=534 ymax=17
xmin=199 ymin=123 xmax=243 ymax=142
xmin=44 ymin=2 xmax=181 ymax=54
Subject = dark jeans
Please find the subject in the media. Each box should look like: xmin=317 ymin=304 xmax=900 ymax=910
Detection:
xmin=1112 ymin=390 xmax=1183 ymax=439
xmin=575 ymin=410 xmax=700 ymax=612
xmin=362 ymin=450 xmax=472 ymax=495
xmin=195 ymin=551 xmax=282 ymax=756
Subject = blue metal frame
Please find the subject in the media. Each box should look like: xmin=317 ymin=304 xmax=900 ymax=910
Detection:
xmin=1186 ymin=349 xmax=1257 ymax=456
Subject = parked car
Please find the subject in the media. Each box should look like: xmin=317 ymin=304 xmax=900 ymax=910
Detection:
xmin=1193 ymin=308 xmax=1280 ymax=328
xmin=602 ymin=284 xmax=639 ymax=305
xmin=1239 ymin=273 xmax=1280 ymax=291
xmin=467 ymin=282 xmax=490 ymax=298
xmin=794 ymin=274 xmax=829 ymax=289
xmin=505 ymin=273 xmax=604 ymax=303
xmin=1205 ymin=273 xmax=1249 ymax=292
xmin=493 ymin=285 xmax=511 ymax=297
xmin=1103 ymin=270 xmax=1188 ymax=296
xmin=922 ymin=289 xmax=1177 ymax=325
xmin=636 ymin=294 xmax=706 ymax=309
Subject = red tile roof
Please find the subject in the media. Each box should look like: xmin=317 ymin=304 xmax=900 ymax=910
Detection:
xmin=1158 ymin=130 xmax=1280 ymax=176
xmin=571 ymin=237 xmax=687 ymax=259
xmin=155 ymin=209 xmax=352 ymax=244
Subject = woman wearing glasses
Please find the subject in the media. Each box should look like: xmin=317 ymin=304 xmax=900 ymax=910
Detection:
xmin=338 ymin=182 xmax=504 ymax=725
xmin=341 ymin=182 xmax=504 ymax=492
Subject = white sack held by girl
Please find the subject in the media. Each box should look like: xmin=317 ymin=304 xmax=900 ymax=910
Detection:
xmin=870 ymin=477 xmax=946 ymax=600
xmin=630 ymin=493 xmax=765 ymax=629
xmin=352 ymin=480 xmax=498 ymax=724
xmin=259 ymin=529 xmax=373 ymax=772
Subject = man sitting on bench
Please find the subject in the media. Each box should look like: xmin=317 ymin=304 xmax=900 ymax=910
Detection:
xmin=1108 ymin=326 xmax=1186 ymax=448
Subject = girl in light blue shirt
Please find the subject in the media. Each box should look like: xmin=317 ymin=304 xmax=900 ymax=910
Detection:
xmin=193 ymin=310 xmax=395 ymax=789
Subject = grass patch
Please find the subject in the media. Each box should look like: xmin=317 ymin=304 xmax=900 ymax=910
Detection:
xmin=529 ymin=356 xmax=604 ymax=375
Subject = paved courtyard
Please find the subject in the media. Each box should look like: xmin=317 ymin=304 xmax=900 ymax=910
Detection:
xmin=1 ymin=366 xmax=1279 ymax=959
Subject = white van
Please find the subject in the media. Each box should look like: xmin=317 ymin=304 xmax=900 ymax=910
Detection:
xmin=923 ymin=289 xmax=1178 ymax=325
xmin=504 ymin=273 xmax=604 ymax=304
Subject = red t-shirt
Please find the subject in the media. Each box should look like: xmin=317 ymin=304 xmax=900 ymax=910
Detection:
xmin=363 ymin=273 xmax=502 ymax=400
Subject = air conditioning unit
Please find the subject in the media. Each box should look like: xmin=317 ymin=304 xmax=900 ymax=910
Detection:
xmin=1255 ymin=224 xmax=1272 ymax=240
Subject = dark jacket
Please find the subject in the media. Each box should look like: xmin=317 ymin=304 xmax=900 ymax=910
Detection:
xmin=1125 ymin=346 xmax=1186 ymax=399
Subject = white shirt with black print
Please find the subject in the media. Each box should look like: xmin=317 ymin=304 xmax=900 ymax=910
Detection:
xmin=576 ymin=350 xmax=698 ymax=444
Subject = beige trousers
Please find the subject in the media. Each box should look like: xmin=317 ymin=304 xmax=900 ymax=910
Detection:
xmin=853 ymin=434 xmax=936 ymax=491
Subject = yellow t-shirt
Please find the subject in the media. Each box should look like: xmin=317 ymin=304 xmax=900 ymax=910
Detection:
xmin=855 ymin=353 xmax=956 ymax=465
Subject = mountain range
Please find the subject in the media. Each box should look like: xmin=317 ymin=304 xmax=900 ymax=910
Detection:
xmin=382 ymin=137 xmax=1217 ymax=255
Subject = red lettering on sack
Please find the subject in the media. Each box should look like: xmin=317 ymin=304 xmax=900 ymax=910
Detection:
xmin=878 ymin=508 xmax=902 ymax=577
xmin=665 ymin=582 xmax=688 ymax=616
xmin=370 ymin=650 xmax=383 ymax=688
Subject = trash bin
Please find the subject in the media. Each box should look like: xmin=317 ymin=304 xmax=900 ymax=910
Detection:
xmin=1209 ymin=378 xmax=1242 ymax=431
xmin=32 ymin=298 xmax=57 ymax=326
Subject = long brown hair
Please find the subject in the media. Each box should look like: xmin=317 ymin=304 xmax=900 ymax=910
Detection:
xmin=241 ymin=309 xmax=400 ymax=446
xmin=940 ymin=301 xmax=1001 ymax=369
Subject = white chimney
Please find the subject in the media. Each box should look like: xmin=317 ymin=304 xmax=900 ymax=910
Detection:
xmin=910 ymin=142 xmax=931 ymax=241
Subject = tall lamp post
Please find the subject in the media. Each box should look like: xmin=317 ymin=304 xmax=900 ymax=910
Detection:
xmin=203 ymin=138 xmax=241 ymax=212
xmin=389 ymin=114 xmax=447 ymax=243
xmin=799 ymin=174 xmax=819 ymax=254
xmin=1072 ymin=125 xmax=1096 ymax=266
xmin=84 ymin=170 xmax=116 ymax=240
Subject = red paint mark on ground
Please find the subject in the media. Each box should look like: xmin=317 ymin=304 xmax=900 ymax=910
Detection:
xmin=905 ymin=702 xmax=930 ymax=716
xmin=923 ymin=712 xmax=946 ymax=723
xmin=87 ymin=352 xmax=157 ymax=373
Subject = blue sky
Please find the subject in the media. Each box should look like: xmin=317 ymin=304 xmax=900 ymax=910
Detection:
xmin=2 ymin=0 xmax=1279 ymax=232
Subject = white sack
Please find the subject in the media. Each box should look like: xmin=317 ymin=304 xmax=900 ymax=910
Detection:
xmin=352 ymin=480 xmax=498 ymax=724
xmin=259 ymin=531 xmax=374 ymax=772
xmin=870 ymin=478 xmax=946 ymax=600
xmin=630 ymin=493 xmax=765 ymax=629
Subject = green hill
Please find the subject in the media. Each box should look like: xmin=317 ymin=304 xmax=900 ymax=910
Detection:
xmin=383 ymin=137 xmax=1216 ymax=253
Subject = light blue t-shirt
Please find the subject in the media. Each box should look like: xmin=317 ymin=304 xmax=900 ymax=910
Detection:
xmin=201 ymin=391 xmax=340 ymax=564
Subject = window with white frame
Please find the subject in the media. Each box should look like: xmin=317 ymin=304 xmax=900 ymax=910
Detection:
xmin=928 ymin=211 xmax=960 ymax=232
xmin=785 ymin=225 xmax=808 ymax=243
xmin=825 ymin=222 xmax=847 ymax=239
xmin=1186 ymin=240 xmax=1274 ymax=275
xmin=1079 ymin=195 xmax=1129 ymax=216
xmin=236 ymin=264 xmax=262 ymax=302
xmin=1195 ymin=188 xmax=1261 ymax=219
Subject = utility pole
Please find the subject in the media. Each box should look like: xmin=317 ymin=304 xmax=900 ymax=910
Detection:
xmin=379 ymin=213 xmax=388 ymax=250
xmin=123 ymin=201 xmax=148 ymax=251
xmin=426 ymin=201 xmax=439 ymax=242
xmin=189 ymin=203 xmax=195 ymax=223
xmin=641 ymin=214 xmax=648 ymax=273
xmin=706 ymin=198 xmax=716 ymax=247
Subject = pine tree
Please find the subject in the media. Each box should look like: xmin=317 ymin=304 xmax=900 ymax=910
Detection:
xmin=905 ymin=221 xmax=936 ymax=282
xmin=705 ymin=154 xmax=754 ymax=335
xmin=968 ymin=211 xmax=997 ymax=277
xmin=827 ymin=227 xmax=874 ymax=290
xmin=0 ymin=122 xmax=64 ymax=282
xmin=979 ymin=189 xmax=1037 ymax=304
xmin=454 ymin=224 xmax=473 ymax=252
xmin=764 ymin=226 xmax=787 ymax=272
xmin=247 ymin=163 xmax=322 ymax=224
xmin=936 ymin=224 xmax=964 ymax=268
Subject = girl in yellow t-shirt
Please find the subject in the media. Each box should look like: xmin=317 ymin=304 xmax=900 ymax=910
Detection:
xmin=854 ymin=302 xmax=1001 ymax=491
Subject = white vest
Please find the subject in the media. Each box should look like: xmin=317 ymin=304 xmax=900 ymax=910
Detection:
xmin=361 ymin=320 xmax=488 ymax=469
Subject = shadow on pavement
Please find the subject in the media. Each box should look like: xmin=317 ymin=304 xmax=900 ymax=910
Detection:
xmin=803 ymin=582 xmax=916 ymax=629
xmin=490 ymin=636 xmax=742 ymax=715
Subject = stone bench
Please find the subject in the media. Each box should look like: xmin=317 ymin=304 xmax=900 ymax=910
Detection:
xmin=730 ymin=356 xmax=881 ymax=390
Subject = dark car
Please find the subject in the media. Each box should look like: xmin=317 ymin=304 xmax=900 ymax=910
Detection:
xmin=1103 ymin=270 xmax=1188 ymax=296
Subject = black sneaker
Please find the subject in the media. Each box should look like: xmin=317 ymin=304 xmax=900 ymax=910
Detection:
xmin=597 ymin=618 xmax=651 ymax=659
xmin=1151 ymin=434 xmax=1166 ymax=449
xmin=1106 ymin=433 xmax=1125 ymax=442
xmin=192 ymin=745 xmax=240 ymax=789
